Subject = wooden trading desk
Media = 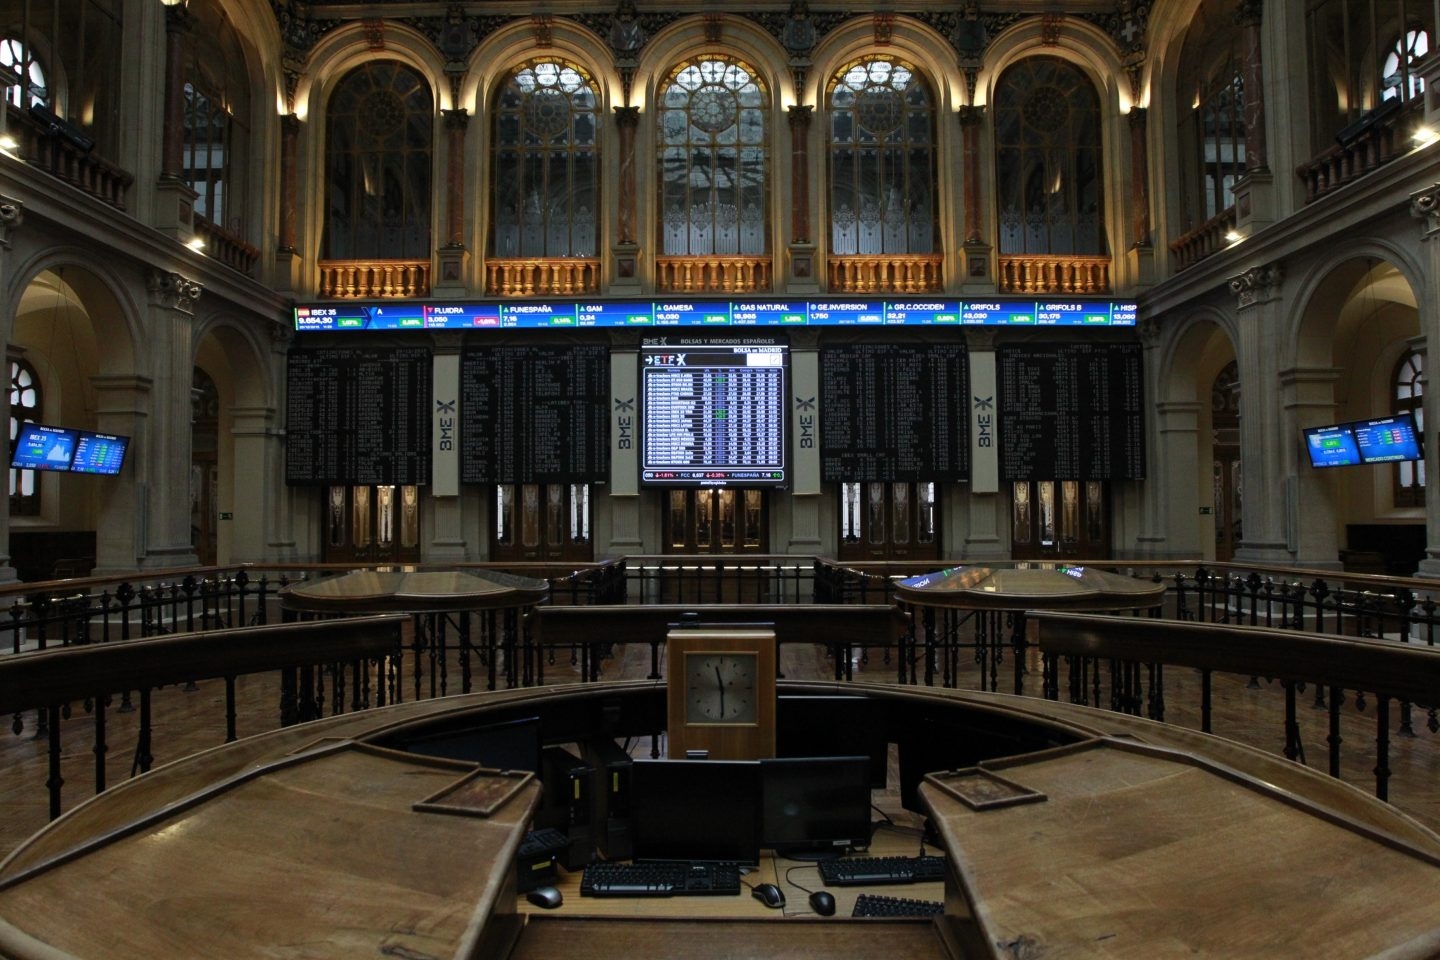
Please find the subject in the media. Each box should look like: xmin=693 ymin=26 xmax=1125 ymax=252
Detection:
xmin=516 ymin=824 xmax=945 ymax=921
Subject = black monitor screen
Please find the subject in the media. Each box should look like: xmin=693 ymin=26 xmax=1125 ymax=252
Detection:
xmin=631 ymin=759 xmax=761 ymax=865
xmin=70 ymin=431 xmax=129 ymax=475
xmin=777 ymin=695 xmax=889 ymax=788
xmin=1355 ymin=412 xmax=1424 ymax=464
xmin=760 ymin=756 xmax=872 ymax=859
xmin=395 ymin=714 xmax=543 ymax=772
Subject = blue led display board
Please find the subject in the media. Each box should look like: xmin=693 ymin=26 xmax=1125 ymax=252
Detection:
xmin=293 ymin=298 xmax=1139 ymax=332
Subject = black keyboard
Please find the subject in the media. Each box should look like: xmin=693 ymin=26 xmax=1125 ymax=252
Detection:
xmin=580 ymin=861 xmax=743 ymax=897
xmin=851 ymin=893 xmax=946 ymax=918
xmin=818 ymin=855 xmax=946 ymax=887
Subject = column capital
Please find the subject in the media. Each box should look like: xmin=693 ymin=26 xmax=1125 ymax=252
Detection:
xmin=787 ymin=104 xmax=813 ymax=129
xmin=1234 ymin=0 xmax=1263 ymax=28
xmin=1128 ymin=106 xmax=1148 ymax=128
xmin=1227 ymin=262 xmax=1283 ymax=308
xmin=442 ymin=107 xmax=469 ymax=129
xmin=1411 ymin=182 xmax=1440 ymax=239
xmin=957 ymin=104 xmax=986 ymax=126
xmin=614 ymin=105 xmax=640 ymax=127
xmin=0 ymin=195 xmax=23 ymax=248
xmin=146 ymin=269 xmax=204 ymax=314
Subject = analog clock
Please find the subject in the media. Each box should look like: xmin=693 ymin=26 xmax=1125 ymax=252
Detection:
xmin=685 ymin=652 xmax=759 ymax=723
xmin=665 ymin=627 xmax=777 ymax=760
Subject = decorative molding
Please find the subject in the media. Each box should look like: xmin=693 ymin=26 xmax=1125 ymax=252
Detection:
xmin=873 ymin=11 xmax=894 ymax=44
xmin=1410 ymin=183 xmax=1440 ymax=239
xmin=361 ymin=18 xmax=385 ymax=50
xmin=957 ymin=105 xmax=986 ymax=126
xmin=146 ymin=269 xmax=204 ymax=314
xmin=1226 ymin=263 xmax=1283 ymax=308
xmin=0 ymin=195 xmax=23 ymax=248
xmin=1040 ymin=12 xmax=1063 ymax=45
xmin=531 ymin=14 xmax=553 ymax=46
xmin=703 ymin=13 xmax=723 ymax=43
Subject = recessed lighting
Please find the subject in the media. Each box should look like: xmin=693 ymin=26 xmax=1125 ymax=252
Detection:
xmin=0 ymin=135 xmax=17 ymax=154
xmin=1413 ymin=125 xmax=1439 ymax=147
xmin=1224 ymin=229 xmax=1242 ymax=243
xmin=186 ymin=237 xmax=206 ymax=251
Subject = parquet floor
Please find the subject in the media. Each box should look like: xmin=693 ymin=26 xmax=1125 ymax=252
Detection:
xmin=3 ymin=631 xmax=1439 ymax=861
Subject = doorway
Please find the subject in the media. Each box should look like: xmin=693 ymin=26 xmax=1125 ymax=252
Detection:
xmin=1009 ymin=480 xmax=1110 ymax=560
xmin=322 ymin=485 xmax=422 ymax=564
xmin=490 ymin=483 xmax=594 ymax=562
xmin=837 ymin=482 xmax=939 ymax=562
xmin=664 ymin=488 xmax=768 ymax=554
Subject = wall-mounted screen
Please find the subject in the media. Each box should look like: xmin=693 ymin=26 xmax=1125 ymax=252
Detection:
xmin=640 ymin=337 xmax=788 ymax=487
xmin=1303 ymin=423 xmax=1362 ymax=468
xmin=11 ymin=424 xmax=78 ymax=471
xmin=70 ymin=431 xmax=130 ymax=475
xmin=1354 ymin=412 xmax=1424 ymax=464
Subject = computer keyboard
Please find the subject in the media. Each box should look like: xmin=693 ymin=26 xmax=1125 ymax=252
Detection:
xmin=579 ymin=861 xmax=743 ymax=897
xmin=851 ymin=893 xmax=946 ymax=918
xmin=818 ymin=854 xmax=946 ymax=887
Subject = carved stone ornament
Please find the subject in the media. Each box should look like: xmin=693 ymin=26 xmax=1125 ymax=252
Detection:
xmin=1411 ymin=183 xmax=1440 ymax=239
xmin=1226 ymin=263 xmax=1282 ymax=308
xmin=146 ymin=269 xmax=204 ymax=314
xmin=0 ymin=195 xmax=23 ymax=247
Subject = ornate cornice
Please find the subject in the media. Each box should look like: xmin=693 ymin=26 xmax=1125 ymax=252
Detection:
xmin=1410 ymin=183 xmax=1440 ymax=240
xmin=0 ymin=195 xmax=23 ymax=249
xmin=146 ymin=269 xmax=204 ymax=314
xmin=1226 ymin=263 xmax=1283 ymax=308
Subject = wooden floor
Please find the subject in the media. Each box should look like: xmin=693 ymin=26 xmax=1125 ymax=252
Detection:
xmin=3 ymin=632 xmax=1440 ymax=860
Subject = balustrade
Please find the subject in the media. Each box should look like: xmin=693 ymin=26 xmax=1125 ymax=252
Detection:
xmin=485 ymin=258 xmax=601 ymax=296
xmin=318 ymin=259 xmax=431 ymax=298
xmin=194 ymin=215 xmax=260 ymax=277
xmin=1296 ymin=99 xmax=1419 ymax=204
xmin=655 ymin=256 xmax=772 ymax=293
xmin=826 ymin=254 xmax=943 ymax=293
xmin=1168 ymin=207 xmax=1237 ymax=271
xmin=6 ymin=103 xmax=133 ymax=210
xmin=995 ymin=254 xmax=1110 ymax=293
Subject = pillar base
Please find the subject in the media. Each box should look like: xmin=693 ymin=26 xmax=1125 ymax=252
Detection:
xmin=787 ymin=242 xmax=820 ymax=293
xmin=611 ymin=243 xmax=643 ymax=290
xmin=434 ymin=244 xmax=468 ymax=294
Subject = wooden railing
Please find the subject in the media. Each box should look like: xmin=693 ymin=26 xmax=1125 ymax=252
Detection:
xmin=996 ymin=254 xmax=1110 ymax=293
xmin=655 ymin=255 xmax=772 ymax=293
xmin=1296 ymin=99 xmax=1420 ymax=204
xmin=485 ymin=257 xmax=601 ymax=296
xmin=194 ymin=215 xmax=259 ymax=277
xmin=1169 ymin=206 xmax=1237 ymax=271
xmin=826 ymin=254 xmax=943 ymax=293
xmin=0 ymin=614 xmax=406 ymax=818
xmin=1030 ymin=611 xmax=1440 ymax=801
xmin=6 ymin=103 xmax=132 ymax=211
xmin=318 ymin=259 xmax=430 ymax=298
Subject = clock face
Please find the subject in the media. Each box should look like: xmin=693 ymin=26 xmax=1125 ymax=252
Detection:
xmin=685 ymin=652 xmax=758 ymax=724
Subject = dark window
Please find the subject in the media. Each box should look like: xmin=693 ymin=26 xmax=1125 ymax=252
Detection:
xmin=9 ymin=357 xmax=41 ymax=517
xmin=1394 ymin=349 xmax=1425 ymax=506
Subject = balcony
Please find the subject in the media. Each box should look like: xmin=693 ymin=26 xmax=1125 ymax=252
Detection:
xmin=6 ymin=103 xmax=132 ymax=211
xmin=655 ymin=255 xmax=772 ymax=293
xmin=1168 ymin=207 xmax=1237 ymax=272
xmin=827 ymin=255 xmax=943 ymax=293
xmin=1296 ymin=98 xmax=1419 ymax=204
xmin=194 ymin=216 xmax=259 ymax=278
xmin=318 ymin=259 xmax=431 ymax=299
xmin=996 ymin=255 xmax=1110 ymax=294
xmin=485 ymin=258 xmax=601 ymax=296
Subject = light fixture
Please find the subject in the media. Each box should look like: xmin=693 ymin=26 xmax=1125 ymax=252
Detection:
xmin=1224 ymin=229 xmax=1243 ymax=244
xmin=1413 ymin=125 xmax=1439 ymax=147
xmin=0 ymin=134 xmax=16 ymax=155
xmin=186 ymin=237 xmax=206 ymax=252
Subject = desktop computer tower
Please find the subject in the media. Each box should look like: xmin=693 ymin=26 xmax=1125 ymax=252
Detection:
xmin=538 ymin=745 xmax=594 ymax=870
xmin=581 ymin=736 xmax=634 ymax=860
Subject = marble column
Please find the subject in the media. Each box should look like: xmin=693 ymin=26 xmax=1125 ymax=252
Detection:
xmin=1409 ymin=184 xmax=1440 ymax=576
xmin=958 ymin=106 xmax=984 ymax=245
xmin=277 ymin=116 xmax=300 ymax=254
xmin=442 ymin=109 xmax=468 ymax=248
xmin=1237 ymin=0 xmax=1268 ymax=174
xmin=1128 ymin=108 xmax=1152 ymax=246
xmin=787 ymin=106 xmax=812 ymax=243
xmin=154 ymin=3 xmax=197 ymax=236
xmin=613 ymin=106 xmax=641 ymax=286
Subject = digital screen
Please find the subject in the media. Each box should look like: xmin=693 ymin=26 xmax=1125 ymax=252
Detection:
xmin=760 ymin=756 xmax=873 ymax=858
xmin=776 ymin=695 xmax=888 ymax=788
xmin=631 ymin=759 xmax=761 ymax=865
xmin=640 ymin=338 xmax=788 ymax=487
xmin=11 ymin=424 xmax=78 ymax=471
xmin=1354 ymin=412 xmax=1424 ymax=464
xmin=294 ymin=298 xmax=1140 ymax=331
xmin=70 ymin=431 xmax=129 ymax=475
xmin=1304 ymin=424 xmax=1362 ymax=468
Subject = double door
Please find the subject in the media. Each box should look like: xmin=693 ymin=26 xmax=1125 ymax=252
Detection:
xmin=322 ymin=485 xmax=422 ymax=564
xmin=490 ymin=483 xmax=594 ymax=563
xmin=665 ymin=488 xmax=768 ymax=554
xmin=837 ymin=482 xmax=939 ymax=562
xmin=1009 ymin=480 xmax=1110 ymax=561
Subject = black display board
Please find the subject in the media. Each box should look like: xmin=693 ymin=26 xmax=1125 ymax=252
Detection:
xmin=461 ymin=344 xmax=609 ymax=484
xmin=819 ymin=343 xmax=969 ymax=482
xmin=997 ymin=342 xmax=1145 ymax=481
xmin=285 ymin=346 xmax=432 ymax=485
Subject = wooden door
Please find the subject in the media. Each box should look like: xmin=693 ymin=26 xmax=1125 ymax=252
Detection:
xmin=490 ymin=483 xmax=594 ymax=563
xmin=1009 ymin=480 xmax=1110 ymax=561
xmin=837 ymin=482 xmax=940 ymax=562
xmin=322 ymin=485 xmax=422 ymax=564
xmin=664 ymin=488 xmax=768 ymax=554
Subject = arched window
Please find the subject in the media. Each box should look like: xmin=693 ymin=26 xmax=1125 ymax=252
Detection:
xmin=490 ymin=60 xmax=599 ymax=259
xmin=657 ymin=56 xmax=769 ymax=256
xmin=178 ymin=1 xmax=252 ymax=238
xmin=1382 ymin=28 xmax=1429 ymax=101
xmin=9 ymin=358 xmax=42 ymax=517
xmin=1393 ymin=349 xmax=1425 ymax=507
xmin=1193 ymin=66 xmax=1245 ymax=223
xmin=827 ymin=58 xmax=937 ymax=256
xmin=0 ymin=37 xmax=47 ymax=108
xmin=994 ymin=57 xmax=1106 ymax=256
xmin=323 ymin=61 xmax=432 ymax=260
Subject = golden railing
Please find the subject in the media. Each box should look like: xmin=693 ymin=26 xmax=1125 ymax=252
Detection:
xmin=827 ymin=255 xmax=943 ymax=293
xmin=1168 ymin=207 xmax=1237 ymax=272
xmin=485 ymin=258 xmax=601 ymax=296
xmin=318 ymin=259 xmax=431 ymax=299
xmin=996 ymin=255 xmax=1110 ymax=294
xmin=655 ymin=256 xmax=773 ymax=293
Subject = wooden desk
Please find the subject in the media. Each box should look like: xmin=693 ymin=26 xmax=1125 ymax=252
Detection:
xmin=517 ymin=824 xmax=944 ymax=920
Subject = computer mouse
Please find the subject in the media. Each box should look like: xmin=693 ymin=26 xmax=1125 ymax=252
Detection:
xmin=752 ymin=882 xmax=786 ymax=909
xmin=809 ymin=890 xmax=837 ymax=916
xmin=526 ymin=885 xmax=563 ymax=909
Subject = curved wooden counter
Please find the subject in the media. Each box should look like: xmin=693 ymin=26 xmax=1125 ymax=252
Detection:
xmin=1 ymin=680 xmax=1437 ymax=959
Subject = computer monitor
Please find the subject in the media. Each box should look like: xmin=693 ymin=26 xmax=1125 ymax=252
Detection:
xmin=395 ymin=714 xmax=543 ymax=772
xmin=70 ymin=431 xmax=129 ymax=475
xmin=1354 ymin=412 xmax=1423 ymax=465
xmin=630 ymin=759 xmax=761 ymax=865
xmin=11 ymin=424 xmax=78 ymax=472
xmin=1303 ymin=422 xmax=1362 ymax=469
xmin=760 ymin=755 xmax=873 ymax=860
xmin=777 ymin=694 xmax=889 ymax=788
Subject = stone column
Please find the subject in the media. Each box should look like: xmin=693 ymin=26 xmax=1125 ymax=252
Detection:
xmin=89 ymin=375 xmax=152 ymax=574
xmin=1150 ymin=400 xmax=1204 ymax=558
xmin=1409 ymin=184 xmax=1440 ymax=576
xmin=958 ymin=106 xmax=991 ymax=287
xmin=136 ymin=269 xmax=203 ymax=569
xmin=786 ymin=106 xmax=818 ymax=289
xmin=613 ymin=106 xmax=641 ymax=286
xmin=1231 ymin=0 xmax=1274 ymax=230
xmin=1226 ymin=262 xmax=1291 ymax=563
xmin=228 ymin=405 xmax=279 ymax=562
xmin=1282 ymin=364 xmax=1344 ymax=568
xmin=0 ymin=197 xmax=23 ymax=582
xmin=155 ymin=3 xmax=197 ymax=237
xmin=436 ymin=109 xmax=469 ymax=290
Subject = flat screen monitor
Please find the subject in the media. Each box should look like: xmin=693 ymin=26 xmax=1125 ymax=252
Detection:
xmin=760 ymin=756 xmax=873 ymax=860
xmin=639 ymin=337 xmax=788 ymax=487
xmin=630 ymin=759 xmax=761 ymax=865
xmin=1354 ymin=412 xmax=1424 ymax=464
xmin=11 ymin=424 xmax=78 ymax=471
xmin=70 ymin=431 xmax=129 ymax=475
xmin=1303 ymin=423 xmax=1361 ymax=469
xmin=395 ymin=714 xmax=543 ymax=772
xmin=777 ymin=695 xmax=889 ymax=788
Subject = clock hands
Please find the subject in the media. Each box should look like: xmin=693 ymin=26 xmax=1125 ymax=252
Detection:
xmin=716 ymin=664 xmax=726 ymax=717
